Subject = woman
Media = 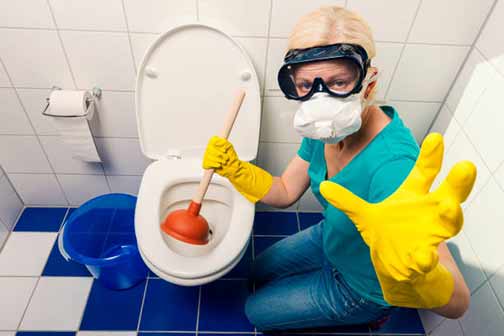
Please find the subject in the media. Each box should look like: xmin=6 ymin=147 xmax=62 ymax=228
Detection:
xmin=202 ymin=6 xmax=472 ymax=331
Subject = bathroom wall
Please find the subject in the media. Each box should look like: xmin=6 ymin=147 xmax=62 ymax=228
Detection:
xmin=0 ymin=165 xmax=23 ymax=248
xmin=0 ymin=0 xmax=494 ymax=209
xmin=421 ymin=0 xmax=504 ymax=334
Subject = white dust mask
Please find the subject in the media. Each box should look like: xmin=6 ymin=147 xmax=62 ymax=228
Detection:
xmin=293 ymin=92 xmax=364 ymax=144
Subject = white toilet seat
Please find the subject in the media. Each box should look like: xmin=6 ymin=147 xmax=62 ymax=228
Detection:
xmin=135 ymin=158 xmax=254 ymax=280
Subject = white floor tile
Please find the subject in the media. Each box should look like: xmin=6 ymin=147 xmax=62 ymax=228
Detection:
xmin=20 ymin=277 xmax=93 ymax=331
xmin=0 ymin=232 xmax=57 ymax=276
xmin=0 ymin=277 xmax=38 ymax=330
xmin=431 ymin=318 xmax=463 ymax=336
xmin=0 ymin=332 xmax=17 ymax=336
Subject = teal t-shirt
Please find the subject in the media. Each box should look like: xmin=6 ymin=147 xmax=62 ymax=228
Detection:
xmin=297 ymin=106 xmax=420 ymax=306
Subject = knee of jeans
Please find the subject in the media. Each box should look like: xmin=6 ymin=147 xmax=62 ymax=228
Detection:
xmin=244 ymin=294 xmax=258 ymax=326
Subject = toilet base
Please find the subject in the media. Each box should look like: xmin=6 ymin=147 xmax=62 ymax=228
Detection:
xmin=139 ymin=241 xmax=249 ymax=286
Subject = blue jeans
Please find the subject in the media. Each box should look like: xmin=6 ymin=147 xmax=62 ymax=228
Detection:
xmin=245 ymin=221 xmax=392 ymax=331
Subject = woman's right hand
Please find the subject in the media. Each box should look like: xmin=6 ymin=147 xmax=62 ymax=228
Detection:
xmin=202 ymin=135 xmax=273 ymax=203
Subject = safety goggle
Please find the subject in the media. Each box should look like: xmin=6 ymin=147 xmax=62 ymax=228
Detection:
xmin=277 ymin=43 xmax=370 ymax=101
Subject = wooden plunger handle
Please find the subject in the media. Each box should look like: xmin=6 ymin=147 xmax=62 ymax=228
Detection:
xmin=192 ymin=90 xmax=246 ymax=204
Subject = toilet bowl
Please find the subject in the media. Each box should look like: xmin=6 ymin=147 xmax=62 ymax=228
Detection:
xmin=134 ymin=21 xmax=261 ymax=286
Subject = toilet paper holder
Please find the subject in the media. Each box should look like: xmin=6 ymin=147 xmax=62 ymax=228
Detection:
xmin=42 ymin=86 xmax=102 ymax=118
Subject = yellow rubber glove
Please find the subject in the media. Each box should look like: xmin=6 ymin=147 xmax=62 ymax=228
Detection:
xmin=319 ymin=133 xmax=477 ymax=309
xmin=203 ymin=136 xmax=273 ymax=203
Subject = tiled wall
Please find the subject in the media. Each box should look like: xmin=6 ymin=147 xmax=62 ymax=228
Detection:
xmin=421 ymin=1 xmax=504 ymax=334
xmin=0 ymin=166 xmax=23 ymax=248
xmin=0 ymin=0 xmax=494 ymax=210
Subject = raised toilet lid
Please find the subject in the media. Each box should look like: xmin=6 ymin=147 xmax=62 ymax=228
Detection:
xmin=135 ymin=22 xmax=261 ymax=161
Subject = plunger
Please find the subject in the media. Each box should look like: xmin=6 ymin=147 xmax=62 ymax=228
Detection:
xmin=160 ymin=89 xmax=246 ymax=245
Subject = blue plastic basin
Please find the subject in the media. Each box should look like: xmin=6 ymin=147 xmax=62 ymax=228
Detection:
xmin=58 ymin=193 xmax=148 ymax=290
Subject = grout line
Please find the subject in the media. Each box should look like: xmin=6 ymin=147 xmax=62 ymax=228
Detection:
xmin=426 ymin=0 xmax=500 ymax=136
xmin=196 ymin=0 xmax=200 ymax=21
xmin=136 ymin=277 xmax=150 ymax=333
xmin=44 ymin=0 xmax=78 ymax=90
xmin=383 ymin=0 xmax=423 ymax=100
xmin=15 ymin=276 xmax=42 ymax=331
xmin=75 ymin=277 xmax=95 ymax=334
xmin=195 ymin=285 xmax=202 ymax=335
xmin=474 ymin=45 xmax=504 ymax=80
xmin=121 ymin=0 xmax=139 ymax=74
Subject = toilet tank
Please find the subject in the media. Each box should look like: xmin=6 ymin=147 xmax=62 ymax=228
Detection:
xmin=135 ymin=22 xmax=262 ymax=162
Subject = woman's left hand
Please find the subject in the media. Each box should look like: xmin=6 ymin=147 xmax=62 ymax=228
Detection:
xmin=319 ymin=133 xmax=477 ymax=308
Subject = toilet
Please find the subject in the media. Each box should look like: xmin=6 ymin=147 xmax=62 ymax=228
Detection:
xmin=134 ymin=21 xmax=261 ymax=286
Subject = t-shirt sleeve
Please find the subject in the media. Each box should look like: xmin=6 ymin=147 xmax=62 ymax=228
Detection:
xmin=297 ymin=137 xmax=314 ymax=162
xmin=368 ymin=158 xmax=416 ymax=203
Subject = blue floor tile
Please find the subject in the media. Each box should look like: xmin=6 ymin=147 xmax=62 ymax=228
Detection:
xmin=223 ymin=239 xmax=253 ymax=278
xmin=253 ymin=212 xmax=298 ymax=235
xmin=298 ymin=212 xmax=324 ymax=230
xmin=14 ymin=207 xmax=68 ymax=232
xmin=138 ymin=334 xmax=195 ymax=336
xmin=372 ymin=308 xmax=424 ymax=334
xmin=42 ymin=236 xmax=91 ymax=277
xmin=17 ymin=333 xmax=75 ymax=336
xmin=80 ymin=279 xmax=146 ymax=331
xmin=253 ymin=236 xmax=285 ymax=257
xmin=199 ymin=280 xmax=254 ymax=332
xmin=139 ymin=279 xmax=199 ymax=331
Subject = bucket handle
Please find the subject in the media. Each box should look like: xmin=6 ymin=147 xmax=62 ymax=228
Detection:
xmin=57 ymin=223 xmax=71 ymax=262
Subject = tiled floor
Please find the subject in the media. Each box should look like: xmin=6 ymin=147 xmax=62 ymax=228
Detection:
xmin=0 ymin=208 xmax=425 ymax=335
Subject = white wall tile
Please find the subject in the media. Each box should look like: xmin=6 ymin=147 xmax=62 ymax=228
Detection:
xmin=9 ymin=174 xmax=67 ymax=206
xmin=347 ymin=0 xmax=420 ymax=42
xmin=235 ymin=37 xmax=268 ymax=92
xmin=390 ymin=101 xmax=441 ymax=143
xmin=431 ymin=130 xmax=491 ymax=208
xmin=490 ymin=265 xmax=504 ymax=310
xmin=0 ymin=175 xmax=23 ymax=230
xmin=448 ymin=232 xmax=487 ymax=293
xmin=265 ymin=38 xmax=288 ymax=94
xmin=0 ymin=88 xmax=33 ymax=135
xmin=454 ymin=54 xmax=500 ymax=126
xmin=0 ymin=30 xmax=74 ymax=88
xmin=0 ymin=0 xmax=54 ymax=29
xmin=460 ymin=283 xmax=504 ymax=336
xmin=39 ymin=136 xmax=104 ymax=175
xmin=494 ymin=161 xmax=504 ymax=192
xmin=123 ymin=0 xmax=197 ymax=33
xmin=60 ymin=31 xmax=135 ymax=90
xmin=58 ymin=174 xmax=110 ymax=206
xmin=199 ymin=0 xmax=270 ymax=37
xmin=372 ymin=42 xmax=403 ymax=101
xmin=0 ymin=63 xmax=10 ymax=87
xmin=89 ymin=91 xmax=138 ymax=138
xmin=49 ymin=0 xmax=127 ymax=31
xmin=409 ymin=0 xmax=494 ymax=45
xmin=257 ymin=141 xmax=298 ymax=176
xmin=446 ymin=48 xmax=487 ymax=112
xmin=17 ymin=89 xmax=58 ymax=135
xmin=431 ymin=318 xmax=464 ymax=336
xmin=0 ymin=136 xmax=52 ymax=173
xmin=476 ymin=0 xmax=504 ymax=76
xmin=429 ymin=105 xmax=461 ymax=150
xmin=95 ymin=138 xmax=151 ymax=175
xmin=260 ymin=97 xmax=301 ymax=143
xmin=463 ymin=72 xmax=504 ymax=172
xmin=0 ymin=277 xmax=38 ymax=331
xmin=418 ymin=309 xmax=445 ymax=334
xmin=464 ymin=177 xmax=504 ymax=277
xmin=298 ymin=189 xmax=324 ymax=212
xmin=269 ymin=0 xmax=345 ymax=38
xmin=20 ymin=277 xmax=93 ymax=331
xmin=130 ymin=33 xmax=159 ymax=70
xmin=387 ymin=44 xmax=469 ymax=101
xmin=107 ymin=175 xmax=142 ymax=195
xmin=0 ymin=232 xmax=57 ymax=276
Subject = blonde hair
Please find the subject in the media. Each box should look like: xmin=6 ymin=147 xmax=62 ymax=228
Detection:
xmin=287 ymin=6 xmax=378 ymax=100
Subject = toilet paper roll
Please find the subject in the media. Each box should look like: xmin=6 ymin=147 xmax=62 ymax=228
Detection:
xmin=48 ymin=90 xmax=102 ymax=162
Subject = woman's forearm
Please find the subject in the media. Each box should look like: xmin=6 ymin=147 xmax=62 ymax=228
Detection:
xmin=429 ymin=242 xmax=470 ymax=319
xmin=260 ymin=176 xmax=295 ymax=208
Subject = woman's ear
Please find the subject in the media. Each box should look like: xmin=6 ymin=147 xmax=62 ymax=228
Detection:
xmin=364 ymin=67 xmax=379 ymax=99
